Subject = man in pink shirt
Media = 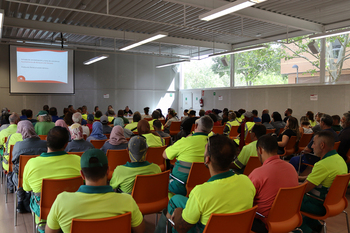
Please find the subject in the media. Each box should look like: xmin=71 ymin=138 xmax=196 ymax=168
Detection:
xmin=249 ymin=135 xmax=299 ymax=233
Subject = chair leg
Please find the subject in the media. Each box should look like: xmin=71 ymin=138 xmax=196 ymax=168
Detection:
xmin=295 ymin=227 xmax=303 ymax=233
xmin=344 ymin=211 xmax=350 ymax=233
xmin=32 ymin=213 xmax=36 ymax=233
xmin=14 ymin=189 xmax=17 ymax=226
xmin=298 ymin=154 xmax=302 ymax=176
xmin=155 ymin=213 xmax=158 ymax=226
xmin=5 ymin=174 xmax=8 ymax=203
xmin=323 ymin=221 xmax=327 ymax=233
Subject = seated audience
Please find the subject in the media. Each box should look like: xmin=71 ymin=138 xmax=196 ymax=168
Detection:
xmin=34 ymin=111 xmax=56 ymax=136
xmin=100 ymin=115 xmax=112 ymax=134
xmin=23 ymin=127 xmax=81 ymax=232
xmin=86 ymin=122 xmax=107 ymax=142
xmin=142 ymin=107 xmax=151 ymax=119
xmin=236 ymin=112 xmax=255 ymax=147
xmin=270 ymin=111 xmax=285 ymax=135
xmin=221 ymin=111 xmax=229 ymax=125
xmin=149 ymin=110 xmax=164 ymax=130
xmin=86 ymin=114 xmax=94 ymax=131
xmin=81 ymin=105 xmax=88 ymax=120
xmin=20 ymin=109 xmax=27 ymax=120
xmin=180 ymin=110 xmax=198 ymax=137
xmin=100 ymin=126 xmax=128 ymax=154
xmin=65 ymin=124 xmax=94 ymax=152
xmin=71 ymin=112 xmax=90 ymax=136
xmin=181 ymin=109 xmax=189 ymax=122
xmin=114 ymin=117 xmax=134 ymax=138
xmin=59 ymin=107 xmax=68 ymax=119
xmin=277 ymin=117 xmax=300 ymax=155
xmin=107 ymin=109 xmax=116 ymax=123
xmin=249 ymin=135 xmax=298 ymax=233
xmin=311 ymin=112 xmax=324 ymax=134
xmin=157 ymin=108 xmax=165 ymax=120
xmin=0 ymin=113 xmax=20 ymax=161
xmin=261 ymin=113 xmax=274 ymax=129
xmin=117 ymin=109 xmax=129 ymax=124
xmin=93 ymin=106 xmax=99 ymax=115
xmin=105 ymin=105 xmax=113 ymax=116
xmin=199 ymin=109 xmax=205 ymax=117
xmin=223 ymin=112 xmax=240 ymax=136
xmin=153 ymin=120 xmax=173 ymax=145
xmin=94 ymin=110 xmax=103 ymax=121
xmin=306 ymin=111 xmax=317 ymax=127
xmin=164 ymin=110 xmax=179 ymax=129
xmin=45 ymin=149 xmax=145 ymax=233
xmin=110 ymin=136 xmax=161 ymax=194
xmin=63 ymin=111 xmax=74 ymax=126
xmin=125 ymin=112 xmax=142 ymax=132
xmin=209 ymin=113 xmax=221 ymax=126
xmin=300 ymin=116 xmax=313 ymax=134
xmin=331 ymin=114 xmax=342 ymax=132
xmin=49 ymin=107 xmax=60 ymax=123
xmin=43 ymin=105 xmax=49 ymax=113
xmin=55 ymin=119 xmax=71 ymax=140
xmin=25 ymin=109 xmax=37 ymax=125
xmin=138 ymin=120 xmax=164 ymax=147
xmin=283 ymin=108 xmax=293 ymax=123
xmin=0 ymin=108 xmax=10 ymax=128
xmin=212 ymin=109 xmax=223 ymax=122
xmin=338 ymin=112 xmax=350 ymax=163
xmin=124 ymin=106 xmax=133 ymax=116
xmin=252 ymin=109 xmax=261 ymax=123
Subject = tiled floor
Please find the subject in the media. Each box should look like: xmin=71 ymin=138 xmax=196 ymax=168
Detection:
xmin=0 ymin=180 xmax=349 ymax=233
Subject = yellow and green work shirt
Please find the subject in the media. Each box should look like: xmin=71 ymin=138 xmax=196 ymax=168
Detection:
xmin=2 ymin=132 xmax=23 ymax=171
xmin=306 ymin=150 xmax=347 ymax=199
xmin=233 ymin=140 xmax=258 ymax=169
xmin=149 ymin=119 xmax=164 ymax=131
xmin=224 ymin=120 xmax=240 ymax=135
xmin=0 ymin=124 xmax=18 ymax=146
xmin=81 ymin=114 xmax=87 ymax=121
xmin=46 ymin=185 xmax=143 ymax=233
xmin=309 ymin=120 xmax=317 ymax=127
xmin=182 ymin=170 xmax=255 ymax=227
xmin=110 ymin=161 xmax=161 ymax=194
xmin=107 ymin=116 xmax=114 ymax=123
xmin=125 ymin=122 xmax=138 ymax=132
xmin=142 ymin=133 xmax=164 ymax=147
xmin=234 ymin=122 xmax=255 ymax=145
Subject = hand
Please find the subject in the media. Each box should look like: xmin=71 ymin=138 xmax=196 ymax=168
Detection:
xmin=171 ymin=208 xmax=183 ymax=222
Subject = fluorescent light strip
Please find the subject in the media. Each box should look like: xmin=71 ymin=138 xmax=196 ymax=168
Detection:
xmin=209 ymin=45 xmax=267 ymax=58
xmin=0 ymin=9 xmax=4 ymax=39
xmin=120 ymin=32 xmax=168 ymax=51
xmin=156 ymin=60 xmax=190 ymax=68
xmin=199 ymin=0 xmax=267 ymax=21
xmin=83 ymin=55 xmax=109 ymax=65
xmin=309 ymin=28 xmax=350 ymax=40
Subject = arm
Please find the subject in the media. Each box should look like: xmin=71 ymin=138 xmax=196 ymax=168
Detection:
xmin=172 ymin=208 xmax=195 ymax=233
xmin=304 ymin=180 xmax=316 ymax=193
xmin=132 ymin=219 xmax=145 ymax=233
xmin=277 ymin=135 xmax=289 ymax=147
xmin=45 ymin=226 xmax=61 ymax=233
xmin=162 ymin=150 xmax=168 ymax=159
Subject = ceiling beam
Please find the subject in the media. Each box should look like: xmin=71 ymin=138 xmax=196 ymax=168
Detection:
xmin=4 ymin=17 xmax=232 ymax=50
xmin=164 ymin=0 xmax=324 ymax=33
xmin=324 ymin=20 xmax=350 ymax=31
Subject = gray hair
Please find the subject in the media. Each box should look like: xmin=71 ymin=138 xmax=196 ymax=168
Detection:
xmin=196 ymin=115 xmax=214 ymax=134
xmin=72 ymin=112 xmax=82 ymax=123
xmin=9 ymin=113 xmax=20 ymax=123
xmin=42 ymin=114 xmax=52 ymax=122
xmin=343 ymin=112 xmax=350 ymax=124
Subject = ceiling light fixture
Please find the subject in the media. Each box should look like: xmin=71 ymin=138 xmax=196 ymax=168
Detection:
xmin=199 ymin=0 xmax=267 ymax=21
xmin=0 ymin=9 xmax=4 ymax=39
xmin=309 ymin=28 xmax=350 ymax=40
xmin=119 ymin=32 xmax=168 ymax=51
xmin=209 ymin=45 xmax=267 ymax=58
xmin=156 ymin=60 xmax=190 ymax=68
xmin=83 ymin=54 xmax=109 ymax=65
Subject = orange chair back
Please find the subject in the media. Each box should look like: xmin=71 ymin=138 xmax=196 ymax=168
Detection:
xmin=8 ymin=145 xmax=14 ymax=172
xmin=106 ymin=149 xmax=130 ymax=179
xmin=163 ymin=137 xmax=171 ymax=146
xmin=39 ymin=135 xmax=47 ymax=140
xmin=334 ymin=141 xmax=341 ymax=151
xmin=297 ymin=133 xmax=314 ymax=153
xmin=191 ymin=124 xmax=195 ymax=133
xmin=104 ymin=134 xmax=110 ymax=139
xmin=145 ymin=146 xmax=167 ymax=171
xmin=131 ymin=170 xmax=170 ymax=215
xmin=67 ymin=152 xmax=84 ymax=157
xmin=159 ymin=119 xmax=166 ymax=126
xmin=229 ymin=126 xmax=239 ymax=139
xmin=40 ymin=176 xmax=83 ymax=220
xmin=90 ymin=139 xmax=107 ymax=149
xmin=266 ymin=183 xmax=307 ymax=232
xmin=281 ymin=136 xmax=297 ymax=157
xmin=126 ymin=137 xmax=131 ymax=141
xmin=170 ymin=158 xmax=176 ymax=166
xmin=212 ymin=126 xmax=224 ymax=134
xmin=243 ymin=156 xmax=261 ymax=176
xmin=245 ymin=131 xmax=252 ymax=145
xmin=4 ymin=136 xmax=7 ymax=143
xmin=18 ymin=155 xmax=39 ymax=188
xmin=203 ymin=206 xmax=258 ymax=233
xmin=70 ymin=213 xmax=131 ymax=233
xmin=169 ymin=121 xmax=182 ymax=136
xmin=266 ymin=129 xmax=275 ymax=134
xmin=186 ymin=162 xmax=211 ymax=197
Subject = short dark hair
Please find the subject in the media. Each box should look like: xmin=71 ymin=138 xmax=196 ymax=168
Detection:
xmin=332 ymin=115 xmax=340 ymax=124
xmin=82 ymin=159 xmax=108 ymax=182
xmin=153 ymin=120 xmax=162 ymax=130
xmin=144 ymin=107 xmax=150 ymax=115
xmin=256 ymin=135 xmax=278 ymax=154
xmin=208 ymin=113 xmax=217 ymax=122
xmin=117 ymin=110 xmax=124 ymax=117
xmin=43 ymin=105 xmax=49 ymax=111
xmin=49 ymin=107 xmax=57 ymax=116
xmin=321 ymin=114 xmax=333 ymax=127
xmin=152 ymin=110 xmax=160 ymax=119
xmin=189 ymin=110 xmax=196 ymax=116
xmin=21 ymin=109 xmax=26 ymax=116
xmin=199 ymin=109 xmax=205 ymax=117
xmin=314 ymin=130 xmax=335 ymax=149
xmin=95 ymin=110 xmax=103 ymax=118
xmin=133 ymin=112 xmax=142 ymax=122
xmin=306 ymin=111 xmax=314 ymax=121
xmin=234 ymin=111 xmax=241 ymax=118
xmin=184 ymin=109 xmax=189 ymax=113
xmin=68 ymin=105 xmax=73 ymax=109
xmin=207 ymin=135 xmax=237 ymax=171
xmin=287 ymin=108 xmax=293 ymax=114
xmin=63 ymin=108 xmax=69 ymax=115
xmin=251 ymin=124 xmax=266 ymax=139
xmin=94 ymin=106 xmax=99 ymax=112
xmin=272 ymin=112 xmax=282 ymax=122
xmin=25 ymin=109 xmax=33 ymax=118
xmin=108 ymin=109 xmax=115 ymax=116
xmin=47 ymin=126 xmax=69 ymax=151
xmin=252 ymin=110 xmax=258 ymax=116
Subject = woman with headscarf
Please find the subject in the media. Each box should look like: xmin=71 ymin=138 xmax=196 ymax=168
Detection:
xmin=137 ymin=120 xmax=164 ymax=147
xmin=65 ymin=123 xmax=94 ymax=152
xmin=114 ymin=117 xmax=134 ymax=138
xmin=100 ymin=126 xmax=128 ymax=154
xmin=55 ymin=119 xmax=71 ymax=141
xmin=86 ymin=121 xmax=107 ymax=142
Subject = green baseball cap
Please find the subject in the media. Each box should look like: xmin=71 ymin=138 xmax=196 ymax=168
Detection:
xmin=81 ymin=149 xmax=108 ymax=168
xmin=36 ymin=110 xmax=48 ymax=116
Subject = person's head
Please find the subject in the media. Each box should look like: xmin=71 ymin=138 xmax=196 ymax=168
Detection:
xmin=153 ymin=120 xmax=162 ymax=131
xmin=252 ymin=110 xmax=258 ymax=117
xmin=95 ymin=110 xmax=102 ymax=118
xmin=284 ymin=108 xmax=293 ymax=117
xmin=72 ymin=112 xmax=83 ymax=124
xmin=17 ymin=120 xmax=38 ymax=139
xmin=81 ymin=149 xmax=109 ymax=182
xmin=341 ymin=112 xmax=350 ymax=129
xmin=152 ymin=110 xmax=160 ymax=119
xmin=234 ymin=111 xmax=241 ymax=118
xmin=43 ymin=105 xmax=49 ymax=112
xmin=332 ymin=115 xmax=340 ymax=126
xmin=25 ymin=109 xmax=33 ymax=119
xmin=156 ymin=108 xmax=164 ymax=118
xmin=228 ymin=112 xmax=236 ymax=121
xmin=315 ymin=112 xmax=324 ymax=123
xmin=286 ymin=117 xmax=299 ymax=132
xmin=70 ymin=123 xmax=84 ymax=140
xmin=222 ymin=112 xmax=228 ymax=119
xmin=64 ymin=111 xmax=74 ymax=125
xmin=300 ymin=116 xmax=311 ymax=127
xmin=63 ymin=108 xmax=69 ymax=116
xmin=38 ymin=112 xmax=52 ymax=123
xmin=306 ymin=111 xmax=314 ymax=121
xmin=184 ymin=109 xmax=189 ymax=116
xmin=271 ymin=112 xmax=282 ymax=122
xmin=9 ymin=113 xmax=20 ymax=124
xmin=108 ymin=105 xmax=113 ymax=111
xmin=223 ymin=108 xmax=228 ymax=113
xmin=256 ymin=135 xmax=278 ymax=163
xmin=205 ymin=134 xmax=237 ymax=172
xmin=312 ymin=131 xmax=335 ymax=158
xmin=199 ymin=109 xmax=205 ymax=117
xmin=117 ymin=110 xmax=124 ymax=117
xmin=144 ymin=107 xmax=150 ymax=115
xmin=108 ymin=109 xmax=115 ymax=116
xmin=87 ymin=114 xmax=94 ymax=123
xmin=195 ymin=116 xmax=214 ymax=134
xmin=128 ymin=136 xmax=148 ymax=162
xmin=262 ymin=109 xmax=269 ymax=115
xmin=82 ymin=105 xmax=87 ymax=114
xmin=238 ymin=109 xmax=246 ymax=115
xmin=132 ymin=112 xmax=141 ymax=122
xmin=261 ymin=113 xmax=271 ymax=124
xmin=137 ymin=120 xmax=151 ymax=135
xmin=113 ymin=117 xmax=125 ymax=128
xmin=21 ymin=109 xmax=26 ymax=116
xmin=68 ymin=105 xmax=74 ymax=112
xmin=49 ymin=107 xmax=57 ymax=116
xmin=55 ymin=119 xmax=69 ymax=131
xmin=320 ymin=114 xmax=333 ymax=129
xmin=100 ymin=115 xmax=109 ymax=125
xmin=250 ymin=124 xmax=266 ymax=141
xmin=189 ymin=110 xmax=196 ymax=117
xmin=125 ymin=106 xmax=129 ymax=112
xmin=77 ymin=107 xmax=82 ymax=113
xmin=208 ymin=113 xmax=217 ymax=123
xmin=244 ymin=111 xmax=254 ymax=122
xmin=94 ymin=106 xmax=99 ymax=112
xmin=47 ymin=126 xmax=69 ymax=151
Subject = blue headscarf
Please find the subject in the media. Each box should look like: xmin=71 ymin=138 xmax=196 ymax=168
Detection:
xmin=90 ymin=121 xmax=107 ymax=140
xmin=113 ymin=117 xmax=125 ymax=128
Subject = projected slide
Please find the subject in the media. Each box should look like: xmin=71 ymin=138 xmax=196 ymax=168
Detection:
xmin=16 ymin=47 xmax=68 ymax=84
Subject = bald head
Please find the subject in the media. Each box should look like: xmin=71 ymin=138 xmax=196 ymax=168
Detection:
xmin=9 ymin=113 xmax=20 ymax=124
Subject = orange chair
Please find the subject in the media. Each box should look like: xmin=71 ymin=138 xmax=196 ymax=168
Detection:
xmin=334 ymin=141 xmax=341 ymax=151
xmin=255 ymin=183 xmax=307 ymax=233
xmin=90 ymin=139 xmax=107 ymax=149
xmin=38 ymin=135 xmax=47 ymax=140
xmin=266 ymin=129 xmax=275 ymax=134
xmin=280 ymin=136 xmax=297 ymax=159
xmin=106 ymin=149 xmax=130 ymax=179
xmin=67 ymin=152 xmax=84 ymax=157
xmin=83 ymin=135 xmax=87 ymax=140
xmin=14 ymin=155 xmax=39 ymax=226
xmin=190 ymin=124 xmax=195 ymax=133
xmin=245 ymin=131 xmax=252 ymax=145
xmin=212 ymin=126 xmax=224 ymax=134
xmin=159 ymin=119 xmax=166 ymax=126
xmin=104 ymin=134 xmax=110 ymax=139
xmin=186 ymin=162 xmax=211 ymax=197
xmin=163 ymin=136 xmax=171 ymax=146
xmin=243 ymin=156 xmax=261 ymax=176
xmin=297 ymin=133 xmax=314 ymax=153
xmin=169 ymin=121 xmax=182 ymax=136
xmin=145 ymin=146 xmax=167 ymax=171
xmin=4 ymin=144 xmax=14 ymax=203
xmin=203 ymin=206 xmax=258 ymax=233
xmin=229 ymin=126 xmax=239 ymax=139
xmin=301 ymin=173 xmax=350 ymax=233
xmin=131 ymin=171 xmax=170 ymax=217
xmin=70 ymin=212 xmax=131 ymax=233
xmin=126 ymin=137 xmax=131 ymax=141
